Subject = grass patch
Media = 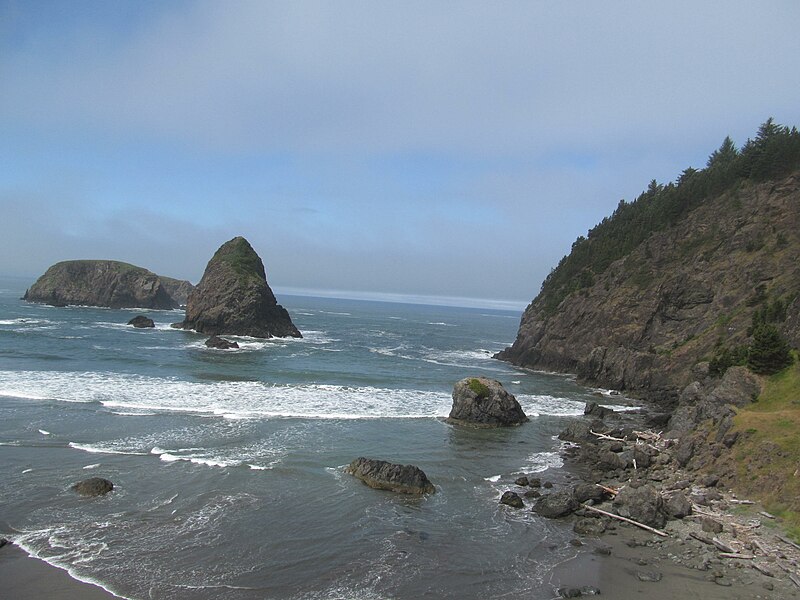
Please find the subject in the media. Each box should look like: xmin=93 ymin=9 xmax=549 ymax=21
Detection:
xmin=468 ymin=378 xmax=490 ymax=399
xmin=732 ymin=359 xmax=800 ymax=539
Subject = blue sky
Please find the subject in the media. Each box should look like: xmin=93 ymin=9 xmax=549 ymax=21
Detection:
xmin=2 ymin=1 xmax=800 ymax=307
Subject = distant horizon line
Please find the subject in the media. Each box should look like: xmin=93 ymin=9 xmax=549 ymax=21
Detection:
xmin=1 ymin=273 xmax=529 ymax=312
xmin=274 ymin=287 xmax=528 ymax=312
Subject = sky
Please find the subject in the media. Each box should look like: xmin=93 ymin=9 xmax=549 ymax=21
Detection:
xmin=2 ymin=1 xmax=799 ymax=308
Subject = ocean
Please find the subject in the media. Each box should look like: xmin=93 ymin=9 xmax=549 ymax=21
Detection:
xmin=0 ymin=276 xmax=626 ymax=599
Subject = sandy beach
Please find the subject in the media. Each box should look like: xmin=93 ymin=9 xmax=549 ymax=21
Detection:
xmin=0 ymin=542 xmax=120 ymax=600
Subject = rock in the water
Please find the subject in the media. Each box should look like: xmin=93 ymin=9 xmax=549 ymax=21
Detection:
xmin=514 ymin=476 xmax=529 ymax=486
xmin=176 ymin=237 xmax=301 ymax=339
xmin=612 ymin=484 xmax=666 ymax=528
xmin=205 ymin=335 xmax=239 ymax=349
xmin=446 ymin=377 xmax=528 ymax=428
xmin=72 ymin=477 xmax=114 ymax=497
xmin=532 ymin=490 xmax=578 ymax=518
xmin=500 ymin=491 xmax=524 ymax=508
xmin=584 ymin=401 xmax=613 ymax=419
xmin=24 ymin=260 xmax=179 ymax=309
xmin=345 ymin=457 xmax=435 ymax=495
xmin=128 ymin=315 xmax=155 ymax=328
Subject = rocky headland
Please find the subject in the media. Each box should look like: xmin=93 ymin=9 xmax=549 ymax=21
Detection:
xmin=493 ymin=121 xmax=800 ymax=597
xmin=175 ymin=237 xmax=301 ymax=339
xmin=24 ymin=260 xmax=192 ymax=309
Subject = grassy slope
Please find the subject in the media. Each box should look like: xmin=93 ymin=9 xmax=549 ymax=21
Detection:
xmin=731 ymin=356 xmax=800 ymax=538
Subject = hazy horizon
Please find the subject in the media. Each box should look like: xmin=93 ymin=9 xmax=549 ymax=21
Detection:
xmin=2 ymin=2 xmax=799 ymax=305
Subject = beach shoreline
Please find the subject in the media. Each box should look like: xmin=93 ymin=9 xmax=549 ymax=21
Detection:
xmin=0 ymin=542 xmax=121 ymax=600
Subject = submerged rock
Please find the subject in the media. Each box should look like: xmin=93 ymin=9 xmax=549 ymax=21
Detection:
xmin=345 ymin=457 xmax=435 ymax=495
xmin=446 ymin=377 xmax=528 ymax=428
xmin=205 ymin=335 xmax=239 ymax=349
xmin=72 ymin=477 xmax=114 ymax=497
xmin=128 ymin=315 xmax=155 ymax=328
xmin=176 ymin=237 xmax=301 ymax=339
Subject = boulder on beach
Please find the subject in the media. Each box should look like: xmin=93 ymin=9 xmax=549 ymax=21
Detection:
xmin=175 ymin=237 xmax=301 ymax=339
xmin=72 ymin=477 xmax=114 ymax=497
xmin=532 ymin=490 xmax=578 ymax=518
xmin=446 ymin=377 xmax=528 ymax=428
xmin=612 ymin=484 xmax=666 ymax=528
xmin=205 ymin=335 xmax=239 ymax=349
xmin=128 ymin=315 xmax=155 ymax=328
xmin=345 ymin=457 xmax=435 ymax=495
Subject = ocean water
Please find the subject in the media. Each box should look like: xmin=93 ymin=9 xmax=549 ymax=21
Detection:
xmin=0 ymin=276 xmax=626 ymax=599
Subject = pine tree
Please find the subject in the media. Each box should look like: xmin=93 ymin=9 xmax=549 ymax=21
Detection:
xmin=747 ymin=324 xmax=793 ymax=375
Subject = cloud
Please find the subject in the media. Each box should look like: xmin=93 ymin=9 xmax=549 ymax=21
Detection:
xmin=3 ymin=2 xmax=799 ymax=156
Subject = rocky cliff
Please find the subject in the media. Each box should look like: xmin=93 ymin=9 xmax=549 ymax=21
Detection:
xmin=176 ymin=236 xmax=301 ymax=338
xmin=24 ymin=260 xmax=184 ymax=309
xmin=498 ymin=123 xmax=800 ymax=402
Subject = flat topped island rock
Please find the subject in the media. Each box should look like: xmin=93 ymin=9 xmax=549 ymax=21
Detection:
xmin=23 ymin=260 xmax=186 ymax=309
xmin=175 ymin=236 xmax=301 ymax=339
xmin=447 ymin=377 xmax=529 ymax=428
xmin=345 ymin=457 xmax=435 ymax=495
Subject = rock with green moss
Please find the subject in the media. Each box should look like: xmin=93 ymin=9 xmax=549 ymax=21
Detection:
xmin=24 ymin=260 xmax=179 ymax=309
xmin=176 ymin=237 xmax=301 ymax=338
xmin=447 ymin=377 xmax=528 ymax=428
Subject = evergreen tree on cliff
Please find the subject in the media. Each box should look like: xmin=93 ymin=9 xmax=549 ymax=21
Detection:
xmin=177 ymin=237 xmax=301 ymax=339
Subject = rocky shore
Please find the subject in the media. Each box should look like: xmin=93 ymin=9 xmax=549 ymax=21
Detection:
xmin=498 ymin=400 xmax=800 ymax=598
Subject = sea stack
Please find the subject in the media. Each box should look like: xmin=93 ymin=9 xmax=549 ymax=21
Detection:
xmin=447 ymin=377 xmax=529 ymax=428
xmin=176 ymin=237 xmax=301 ymax=338
xmin=23 ymin=260 xmax=180 ymax=309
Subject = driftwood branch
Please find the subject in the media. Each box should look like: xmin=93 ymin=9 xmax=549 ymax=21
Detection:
xmin=790 ymin=574 xmax=800 ymax=589
xmin=752 ymin=563 xmax=774 ymax=577
xmin=718 ymin=552 xmax=753 ymax=559
xmin=776 ymin=535 xmax=800 ymax=552
xmin=581 ymin=504 xmax=668 ymax=537
xmin=590 ymin=430 xmax=625 ymax=442
xmin=689 ymin=532 xmax=736 ymax=553
xmin=596 ymin=484 xmax=618 ymax=497
xmin=758 ymin=510 xmax=776 ymax=520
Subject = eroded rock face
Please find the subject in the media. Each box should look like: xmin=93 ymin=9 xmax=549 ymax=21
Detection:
xmin=24 ymin=261 xmax=178 ymax=309
xmin=446 ymin=377 xmax=528 ymax=428
xmin=158 ymin=277 xmax=194 ymax=306
xmin=176 ymin=237 xmax=301 ymax=339
xmin=72 ymin=477 xmax=114 ymax=497
xmin=496 ymin=173 xmax=800 ymax=402
xmin=345 ymin=457 xmax=435 ymax=494
xmin=612 ymin=484 xmax=665 ymax=528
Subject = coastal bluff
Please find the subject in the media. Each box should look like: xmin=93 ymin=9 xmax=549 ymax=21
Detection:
xmin=23 ymin=260 xmax=192 ymax=309
xmin=175 ymin=236 xmax=301 ymax=339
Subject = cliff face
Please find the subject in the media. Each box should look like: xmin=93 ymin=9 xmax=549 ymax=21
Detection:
xmin=158 ymin=276 xmax=194 ymax=306
xmin=177 ymin=237 xmax=301 ymax=338
xmin=24 ymin=260 xmax=180 ymax=309
xmin=497 ymin=173 xmax=800 ymax=401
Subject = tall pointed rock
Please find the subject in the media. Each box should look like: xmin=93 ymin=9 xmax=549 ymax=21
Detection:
xmin=177 ymin=237 xmax=301 ymax=338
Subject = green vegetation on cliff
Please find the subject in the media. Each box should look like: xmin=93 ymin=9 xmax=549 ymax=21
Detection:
xmin=731 ymin=358 xmax=800 ymax=538
xmin=538 ymin=119 xmax=800 ymax=316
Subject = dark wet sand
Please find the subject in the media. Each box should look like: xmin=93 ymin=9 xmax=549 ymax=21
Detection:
xmin=0 ymin=543 xmax=120 ymax=599
xmin=549 ymin=527 xmax=794 ymax=600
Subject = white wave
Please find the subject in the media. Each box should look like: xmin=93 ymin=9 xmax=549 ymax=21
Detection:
xmin=38 ymin=429 xmax=51 ymax=435
xmin=0 ymin=370 xmax=452 ymax=420
xmin=82 ymin=463 xmax=101 ymax=470
xmin=517 ymin=394 xmax=586 ymax=417
xmin=484 ymin=474 xmax=501 ymax=482
xmin=22 ymin=468 xmax=33 ymax=473
xmin=12 ymin=531 xmax=126 ymax=599
xmin=319 ymin=311 xmax=351 ymax=316
xmin=69 ymin=442 xmax=148 ymax=456
xmin=0 ymin=318 xmax=54 ymax=326
xmin=247 ymin=464 xmax=270 ymax=470
xmin=524 ymin=451 xmax=563 ymax=473
xmin=427 ymin=322 xmax=456 ymax=327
